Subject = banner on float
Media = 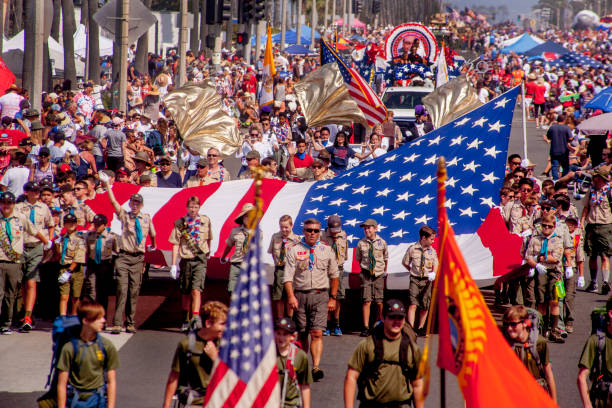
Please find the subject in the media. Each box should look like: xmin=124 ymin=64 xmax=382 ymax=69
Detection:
xmin=384 ymin=23 xmax=438 ymax=63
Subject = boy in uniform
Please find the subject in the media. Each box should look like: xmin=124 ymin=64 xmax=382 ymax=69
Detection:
xmin=220 ymin=203 xmax=254 ymax=295
xmin=564 ymin=216 xmax=585 ymax=333
xmin=58 ymin=184 xmax=95 ymax=228
xmin=57 ymin=213 xmax=87 ymax=316
xmin=268 ymin=215 xmax=300 ymax=319
xmin=275 ymin=317 xmax=312 ymax=408
xmin=320 ymin=215 xmax=348 ymax=336
xmin=355 ymin=219 xmax=388 ymax=337
xmin=402 ymin=226 xmax=438 ymax=335
xmin=84 ymin=214 xmax=117 ymax=317
xmin=169 ymin=196 xmax=213 ymax=331
xmin=162 ymin=301 xmax=228 ymax=408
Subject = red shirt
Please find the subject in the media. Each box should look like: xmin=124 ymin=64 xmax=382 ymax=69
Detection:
xmin=293 ymin=154 xmax=313 ymax=169
xmin=3 ymin=129 xmax=27 ymax=146
xmin=533 ymin=84 xmax=547 ymax=105
xmin=525 ymin=81 xmax=537 ymax=98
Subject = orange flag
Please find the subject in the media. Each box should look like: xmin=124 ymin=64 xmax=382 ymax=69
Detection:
xmin=434 ymin=158 xmax=559 ymax=408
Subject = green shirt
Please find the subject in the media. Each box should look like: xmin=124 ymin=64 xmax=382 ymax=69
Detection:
xmin=171 ymin=336 xmax=216 ymax=404
xmin=57 ymin=336 xmax=120 ymax=390
xmin=348 ymin=334 xmax=421 ymax=404
xmin=276 ymin=347 xmax=312 ymax=407
xmin=579 ymin=332 xmax=612 ymax=381
xmin=509 ymin=336 xmax=549 ymax=380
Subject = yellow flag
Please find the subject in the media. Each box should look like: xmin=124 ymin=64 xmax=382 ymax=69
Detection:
xmin=260 ymin=25 xmax=275 ymax=106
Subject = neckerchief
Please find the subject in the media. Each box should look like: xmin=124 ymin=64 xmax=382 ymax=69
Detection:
xmin=279 ymin=237 xmax=288 ymax=266
xmin=332 ymin=239 xmax=340 ymax=263
xmin=241 ymin=227 xmax=250 ymax=253
xmin=186 ymin=216 xmax=202 ymax=245
xmin=29 ymin=205 xmax=35 ymax=224
xmin=134 ymin=215 xmax=143 ymax=245
xmin=61 ymin=235 xmax=70 ymax=264
xmin=296 ymin=151 xmax=306 ymax=160
xmin=3 ymin=216 xmax=12 ymax=242
xmin=301 ymin=239 xmax=319 ymax=270
xmin=573 ymin=233 xmax=581 ymax=251
xmin=94 ymin=233 xmax=103 ymax=264
xmin=419 ymin=247 xmax=426 ymax=277
xmin=368 ymin=239 xmax=376 ymax=274
xmin=540 ymin=232 xmax=557 ymax=261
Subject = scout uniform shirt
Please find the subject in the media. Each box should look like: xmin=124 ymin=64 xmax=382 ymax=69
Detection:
xmin=60 ymin=202 xmax=96 ymax=228
xmin=582 ymin=186 xmax=612 ymax=225
xmin=524 ymin=233 xmax=564 ymax=274
xmin=15 ymin=201 xmax=54 ymax=245
xmin=57 ymin=231 xmax=87 ymax=266
xmin=85 ymin=229 xmax=117 ymax=263
xmin=117 ymin=209 xmax=155 ymax=254
xmin=320 ymin=230 xmax=348 ymax=266
xmin=566 ymin=228 xmax=585 ymax=268
xmin=556 ymin=205 xmax=579 ymax=222
xmin=505 ymin=200 xmax=536 ymax=234
xmin=171 ymin=336 xmax=218 ymax=404
xmin=202 ymin=166 xmax=231 ymax=184
xmin=0 ymin=212 xmax=38 ymax=261
xmin=168 ymin=215 xmax=213 ymax=259
xmin=57 ymin=336 xmax=120 ymax=390
xmin=225 ymin=226 xmax=250 ymax=263
xmin=268 ymin=231 xmax=300 ymax=267
xmin=355 ymin=236 xmax=388 ymax=277
xmin=402 ymin=242 xmax=438 ymax=278
xmin=185 ymin=175 xmax=208 ymax=188
xmin=283 ymin=241 xmax=339 ymax=290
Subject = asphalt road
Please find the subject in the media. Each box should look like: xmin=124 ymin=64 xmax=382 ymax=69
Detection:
xmin=0 ymin=102 xmax=605 ymax=408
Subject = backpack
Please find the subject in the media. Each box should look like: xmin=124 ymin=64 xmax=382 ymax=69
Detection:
xmin=144 ymin=129 xmax=163 ymax=152
xmin=589 ymin=307 xmax=611 ymax=404
xmin=279 ymin=342 xmax=302 ymax=407
xmin=357 ymin=323 xmax=419 ymax=403
xmin=514 ymin=308 xmax=546 ymax=374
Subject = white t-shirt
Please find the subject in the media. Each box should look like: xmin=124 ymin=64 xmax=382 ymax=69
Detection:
xmin=0 ymin=166 xmax=30 ymax=196
xmin=0 ymin=93 xmax=24 ymax=119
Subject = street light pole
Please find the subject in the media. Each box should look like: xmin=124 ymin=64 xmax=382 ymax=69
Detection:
xmin=178 ymin=0 xmax=188 ymax=86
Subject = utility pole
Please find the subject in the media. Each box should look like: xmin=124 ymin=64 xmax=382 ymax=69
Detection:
xmin=332 ymin=0 xmax=336 ymax=27
xmin=324 ymin=0 xmax=328 ymax=28
xmin=280 ymin=0 xmax=287 ymax=50
xmin=244 ymin=22 xmax=252 ymax=64
xmin=178 ymin=0 xmax=188 ymax=86
xmin=342 ymin=0 xmax=346 ymax=34
xmin=0 ymin=0 xmax=5 ymax=54
xmin=113 ymin=0 xmax=129 ymax=113
xmin=310 ymin=0 xmax=316 ymax=49
xmin=255 ymin=20 xmax=264 ymax=60
xmin=296 ymin=0 xmax=301 ymax=44
xmin=347 ymin=0 xmax=352 ymax=34
xmin=32 ymin=0 xmax=44 ymax=111
xmin=200 ymin=0 xmax=208 ymax=54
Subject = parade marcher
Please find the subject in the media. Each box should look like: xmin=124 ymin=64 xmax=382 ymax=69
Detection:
xmin=284 ymin=218 xmax=339 ymax=382
xmin=564 ymin=217 xmax=584 ymax=333
xmin=220 ymin=203 xmax=254 ymax=295
xmin=58 ymin=184 xmax=96 ymax=228
xmin=84 ymin=214 xmax=117 ymax=317
xmin=545 ymin=114 xmax=573 ymax=180
xmin=402 ymin=226 xmax=438 ymax=335
xmin=275 ymin=317 xmax=312 ymax=408
xmin=355 ymin=219 xmax=388 ymax=337
xmin=16 ymin=181 xmax=54 ymax=331
xmin=268 ymin=214 xmax=300 ymax=319
xmin=56 ymin=213 xmax=87 ymax=316
xmin=169 ymin=196 xmax=212 ymax=332
xmin=101 ymin=173 xmax=156 ymax=334
xmin=320 ymin=215 xmax=348 ymax=336
xmin=343 ymin=299 xmax=424 ymax=408
xmin=503 ymin=305 xmax=557 ymax=400
xmin=162 ymin=301 xmax=227 ymax=408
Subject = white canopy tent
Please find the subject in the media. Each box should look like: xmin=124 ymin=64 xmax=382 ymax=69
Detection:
xmin=73 ymin=24 xmax=114 ymax=58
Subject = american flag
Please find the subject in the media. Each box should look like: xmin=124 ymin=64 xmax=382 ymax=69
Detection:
xmin=549 ymin=51 xmax=604 ymax=69
xmin=203 ymin=227 xmax=280 ymax=407
xmin=89 ymin=87 xmax=524 ymax=288
xmin=320 ymin=39 xmax=387 ymax=127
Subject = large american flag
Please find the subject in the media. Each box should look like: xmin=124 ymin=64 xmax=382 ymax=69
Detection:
xmin=87 ymin=87 xmax=524 ymax=288
xmin=320 ymin=39 xmax=387 ymax=127
xmin=203 ymin=228 xmax=280 ymax=407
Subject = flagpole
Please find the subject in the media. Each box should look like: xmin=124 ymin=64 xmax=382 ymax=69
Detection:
xmin=521 ymin=81 xmax=528 ymax=160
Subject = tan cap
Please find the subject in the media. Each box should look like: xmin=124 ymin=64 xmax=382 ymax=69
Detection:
xmin=360 ymin=218 xmax=378 ymax=228
xmin=235 ymin=203 xmax=255 ymax=224
xmin=133 ymin=151 xmax=151 ymax=165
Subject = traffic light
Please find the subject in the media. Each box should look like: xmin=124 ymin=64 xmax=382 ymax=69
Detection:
xmin=220 ymin=0 xmax=232 ymax=22
xmin=254 ymin=0 xmax=265 ymax=20
xmin=237 ymin=32 xmax=249 ymax=45
xmin=206 ymin=0 xmax=219 ymax=24
xmin=239 ymin=0 xmax=254 ymax=23
xmin=352 ymin=0 xmax=362 ymax=14
xmin=371 ymin=0 xmax=380 ymax=14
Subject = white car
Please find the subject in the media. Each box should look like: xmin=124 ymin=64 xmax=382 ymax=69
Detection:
xmin=381 ymin=86 xmax=433 ymax=141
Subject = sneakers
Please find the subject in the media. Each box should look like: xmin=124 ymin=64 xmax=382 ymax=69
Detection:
xmin=126 ymin=325 xmax=137 ymax=334
xmin=332 ymin=327 xmax=342 ymax=336
xmin=20 ymin=316 xmax=33 ymax=332
xmin=586 ymin=281 xmax=598 ymax=293
xmin=565 ymin=323 xmax=574 ymax=334
xmin=180 ymin=322 xmax=190 ymax=333
xmin=312 ymin=367 xmax=324 ymax=381
xmin=602 ymin=282 xmax=611 ymax=295
xmin=322 ymin=328 xmax=330 ymax=336
xmin=109 ymin=326 xmax=122 ymax=335
xmin=548 ymin=330 xmax=565 ymax=344
xmin=360 ymin=328 xmax=370 ymax=337
xmin=0 ymin=326 xmax=13 ymax=335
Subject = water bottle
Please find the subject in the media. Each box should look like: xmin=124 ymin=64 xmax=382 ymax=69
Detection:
xmin=555 ymin=279 xmax=566 ymax=299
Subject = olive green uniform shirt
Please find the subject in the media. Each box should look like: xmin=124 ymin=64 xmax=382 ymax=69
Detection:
xmin=277 ymin=347 xmax=312 ymax=407
xmin=402 ymin=242 xmax=438 ymax=278
xmin=84 ymin=230 xmax=117 ymax=262
xmin=283 ymin=241 xmax=339 ymax=290
xmin=524 ymin=233 xmax=564 ymax=273
xmin=225 ymin=226 xmax=250 ymax=263
xmin=320 ymin=229 xmax=348 ymax=265
xmin=57 ymin=336 xmax=120 ymax=390
xmin=579 ymin=332 xmax=612 ymax=381
xmin=268 ymin=232 xmax=300 ymax=266
xmin=171 ymin=336 xmax=217 ymax=405
xmin=57 ymin=231 xmax=87 ymax=265
xmin=509 ymin=336 xmax=549 ymax=380
xmin=60 ymin=202 xmax=96 ymax=228
xmin=117 ymin=209 xmax=155 ymax=253
xmin=582 ymin=186 xmax=612 ymax=225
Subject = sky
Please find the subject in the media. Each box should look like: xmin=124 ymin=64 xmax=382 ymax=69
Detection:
xmin=450 ymin=0 xmax=538 ymax=22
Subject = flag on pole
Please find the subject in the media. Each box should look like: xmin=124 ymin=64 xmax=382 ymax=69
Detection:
xmin=0 ymin=56 xmax=16 ymax=97
xmin=432 ymin=159 xmax=558 ymax=408
xmin=320 ymin=39 xmax=387 ymax=127
xmin=435 ymin=44 xmax=449 ymax=88
xmin=204 ymin=227 xmax=280 ymax=407
xmin=260 ymin=25 xmax=276 ymax=107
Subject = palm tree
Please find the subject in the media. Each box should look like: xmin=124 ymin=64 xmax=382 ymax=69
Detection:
xmin=62 ymin=0 xmax=77 ymax=87
xmin=135 ymin=0 xmax=153 ymax=75
xmin=88 ymin=0 xmax=100 ymax=84
xmin=51 ymin=0 xmax=61 ymax=41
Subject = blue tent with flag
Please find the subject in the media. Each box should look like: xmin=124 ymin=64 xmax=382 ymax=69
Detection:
xmin=523 ymin=40 xmax=571 ymax=57
xmin=251 ymin=25 xmax=320 ymax=46
xmin=585 ymin=87 xmax=612 ymax=112
xmin=548 ymin=51 xmax=604 ymax=69
xmin=283 ymin=44 xmax=317 ymax=55
xmin=500 ymin=33 xmax=544 ymax=54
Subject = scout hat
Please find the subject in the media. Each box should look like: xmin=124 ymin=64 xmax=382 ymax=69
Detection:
xmin=23 ymin=181 xmax=40 ymax=192
xmin=0 ymin=191 xmax=15 ymax=202
xmin=593 ymin=168 xmax=610 ymax=181
xmin=30 ymin=120 xmax=44 ymax=131
xmin=140 ymin=174 xmax=152 ymax=183
xmin=25 ymin=108 xmax=40 ymax=117
xmin=383 ymin=299 xmax=406 ymax=318
xmin=130 ymin=193 xmax=144 ymax=203
xmin=327 ymin=215 xmax=342 ymax=233
xmin=197 ymin=157 xmax=208 ymax=167
xmin=274 ymin=317 xmax=296 ymax=333
xmin=360 ymin=218 xmax=378 ymax=228
xmin=235 ymin=203 xmax=255 ymax=224
xmin=63 ymin=213 xmax=77 ymax=224
xmin=93 ymin=214 xmax=108 ymax=225
xmin=133 ymin=151 xmax=152 ymax=165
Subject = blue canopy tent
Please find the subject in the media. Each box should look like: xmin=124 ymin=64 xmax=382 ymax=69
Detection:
xmin=547 ymin=51 xmax=604 ymax=69
xmin=283 ymin=44 xmax=317 ymax=55
xmin=523 ymin=41 xmax=571 ymax=57
xmin=500 ymin=33 xmax=544 ymax=54
xmin=251 ymin=25 xmax=321 ymax=46
xmin=585 ymin=87 xmax=612 ymax=112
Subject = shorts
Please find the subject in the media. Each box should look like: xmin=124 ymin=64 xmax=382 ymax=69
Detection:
xmin=59 ymin=265 xmax=84 ymax=298
xmin=535 ymin=269 xmax=561 ymax=304
xmin=227 ymin=262 xmax=242 ymax=294
xmin=534 ymin=103 xmax=545 ymax=116
xmin=409 ymin=275 xmax=432 ymax=310
xmin=272 ymin=266 xmax=285 ymax=301
xmin=179 ymin=256 xmax=207 ymax=293
xmin=294 ymin=290 xmax=329 ymax=332
xmin=360 ymin=270 xmax=385 ymax=303
xmin=23 ymin=243 xmax=44 ymax=282
xmin=584 ymin=223 xmax=612 ymax=257
xmin=335 ymin=266 xmax=345 ymax=300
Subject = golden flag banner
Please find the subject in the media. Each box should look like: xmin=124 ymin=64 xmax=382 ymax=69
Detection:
xmin=294 ymin=63 xmax=368 ymax=128
xmin=163 ymin=81 xmax=242 ymax=157
xmin=422 ymin=74 xmax=482 ymax=129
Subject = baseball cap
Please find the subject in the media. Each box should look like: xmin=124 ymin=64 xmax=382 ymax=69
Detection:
xmin=327 ymin=215 xmax=342 ymax=233
xmin=38 ymin=146 xmax=51 ymax=157
xmin=93 ymin=214 xmax=108 ymax=225
xmin=19 ymin=138 xmax=33 ymax=147
xmin=539 ymin=199 xmax=556 ymax=209
xmin=246 ymin=150 xmax=261 ymax=160
xmin=383 ymin=299 xmax=406 ymax=318
xmin=30 ymin=120 xmax=44 ymax=131
xmin=274 ymin=317 xmax=296 ymax=333
xmin=360 ymin=219 xmax=378 ymax=228
xmin=130 ymin=193 xmax=144 ymax=203
xmin=0 ymin=191 xmax=15 ymax=203
xmin=63 ymin=213 xmax=77 ymax=224
xmin=23 ymin=181 xmax=40 ymax=192
xmin=197 ymin=158 xmax=208 ymax=167
xmin=25 ymin=108 xmax=40 ymax=117
xmin=59 ymin=163 xmax=71 ymax=173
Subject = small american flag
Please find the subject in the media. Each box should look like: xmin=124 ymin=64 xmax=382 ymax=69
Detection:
xmin=321 ymin=39 xmax=387 ymax=127
xmin=204 ymin=227 xmax=280 ymax=407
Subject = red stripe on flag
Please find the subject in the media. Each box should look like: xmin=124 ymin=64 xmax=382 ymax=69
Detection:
xmin=213 ymin=179 xmax=287 ymax=258
xmin=477 ymin=208 xmax=524 ymax=276
xmin=204 ymin=360 xmax=230 ymax=405
xmin=151 ymin=183 xmax=223 ymax=251
xmin=250 ymin=368 xmax=279 ymax=407
xmin=224 ymin=380 xmax=247 ymax=407
xmin=85 ymin=182 xmax=142 ymax=229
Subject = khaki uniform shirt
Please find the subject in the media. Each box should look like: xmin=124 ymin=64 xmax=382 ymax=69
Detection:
xmin=402 ymin=242 xmax=438 ymax=278
xmin=533 ymin=219 xmax=573 ymax=249
xmin=556 ymin=205 xmax=579 ymax=223
xmin=506 ymin=200 xmax=536 ymax=234
xmin=267 ymin=231 xmax=300 ymax=267
xmin=320 ymin=229 xmax=348 ymax=265
xmin=582 ymin=186 xmax=612 ymax=225
xmin=168 ymin=215 xmax=213 ymax=259
xmin=57 ymin=231 xmax=87 ymax=265
xmin=283 ymin=241 xmax=339 ymax=290
xmin=355 ymin=236 xmax=388 ymax=277
xmin=60 ymin=201 xmax=96 ymax=228
xmin=15 ymin=201 xmax=54 ymax=245
xmin=202 ymin=167 xmax=231 ymax=184
xmin=185 ymin=175 xmax=208 ymax=188
xmin=0 ymin=213 xmax=38 ymax=260
xmin=85 ymin=229 xmax=117 ymax=262
xmin=524 ymin=233 xmax=564 ymax=273
xmin=117 ymin=209 xmax=155 ymax=253
xmin=225 ymin=226 xmax=250 ymax=263
xmin=566 ymin=229 xmax=585 ymax=267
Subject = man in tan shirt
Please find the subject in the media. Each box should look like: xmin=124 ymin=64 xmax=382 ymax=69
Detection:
xmin=203 ymin=147 xmax=231 ymax=183
xmin=184 ymin=158 xmax=210 ymax=187
xmin=58 ymin=184 xmax=96 ymax=228
xmin=169 ymin=196 xmax=213 ymax=332
xmin=320 ymin=215 xmax=347 ymax=336
xmin=101 ymin=174 xmax=156 ymax=334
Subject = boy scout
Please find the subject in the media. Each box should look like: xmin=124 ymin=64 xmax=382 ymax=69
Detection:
xmin=504 ymin=178 xmax=536 ymax=234
xmin=320 ymin=215 xmax=348 ymax=336
xmin=0 ymin=192 xmax=51 ymax=334
xmin=564 ymin=217 xmax=585 ymax=333
xmin=84 ymin=214 xmax=117 ymax=316
xmin=184 ymin=158 xmax=210 ymax=187
xmin=220 ymin=203 xmax=254 ymax=294
xmin=275 ymin=317 xmax=312 ymax=408
xmin=58 ymin=184 xmax=96 ymax=228
xmin=101 ymin=173 xmax=156 ymax=334
xmin=169 ymin=196 xmax=213 ymax=332
xmin=162 ymin=301 xmax=228 ymax=408
xmin=268 ymin=215 xmax=300 ymax=319
xmin=355 ymin=219 xmax=388 ymax=337
xmin=15 ymin=181 xmax=54 ymax=332
xmin=402 ymin=226 xmax=438 ymax=335
xmin=524 ymin=213 xmax=565 ymax=343
xmin=57 ymin=213 xmax=87 ymax=316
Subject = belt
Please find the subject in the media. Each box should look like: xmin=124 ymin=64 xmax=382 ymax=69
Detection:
xmin=294 ymin=288 xmax=327 ymax=294
xmin=24 ymin=243 xmax=42 ymax=249
xmin=120 ymin=250 xmax=144 ymax=256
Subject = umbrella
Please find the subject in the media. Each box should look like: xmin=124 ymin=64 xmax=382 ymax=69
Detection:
xmin=283 ymin=44 xmax=317 ymax=55
xmin=577 ymin=112 xmax=612 ymax=135
xmin=585 ymin=87 xmax=612 ymax=112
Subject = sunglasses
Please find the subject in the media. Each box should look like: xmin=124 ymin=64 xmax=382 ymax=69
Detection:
xmin=250 ymin=133 xmax=259 ymax=136
xmin=506 ymin=195 xmax=515 ymax=199
xmin=197 ymin=165 xmax=206 ymax=169
xmin=74 ymin=187 xmax=85 ymax=191
xmin=304 ymin=228 xmax=320 ymax=233
xmin=542 ymin=224 xmax=555 ymax=228
xmin=511 ymin=161 xmax=521 ymax=165
xmin=541 ymin=206 xmax=553 ymax=211
xmin=520 ymin=188 xmax=532 ymax=193
xmin=312 ymin=165 xmax=323 ymax=169
xmin=503 ymin=320 xmax=523 ymax=328
xmin=160 ymin=162 xmax=171 ymax=165
xmin=207 ymin=154 xmax=219 ymax=157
